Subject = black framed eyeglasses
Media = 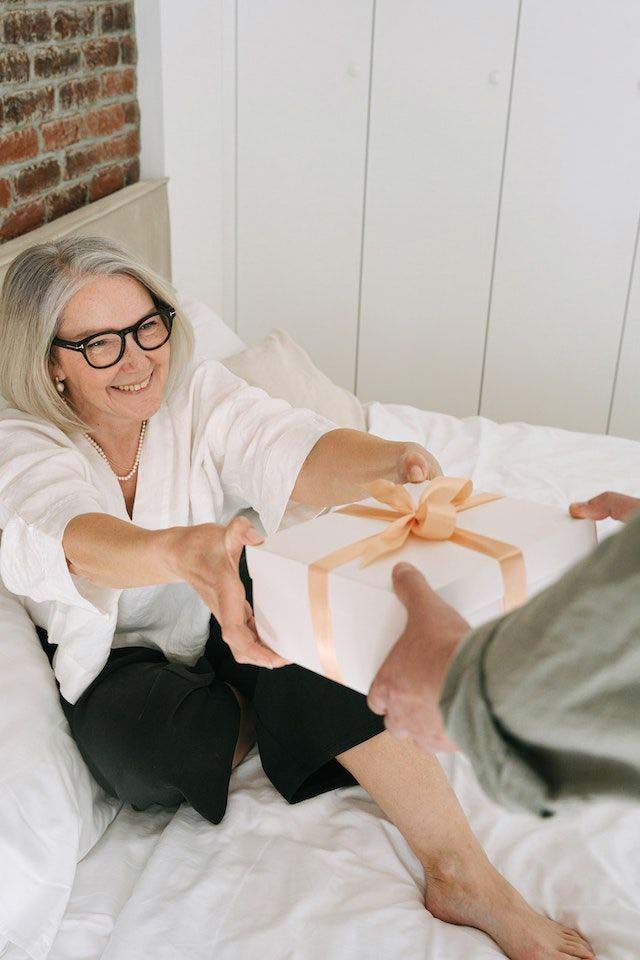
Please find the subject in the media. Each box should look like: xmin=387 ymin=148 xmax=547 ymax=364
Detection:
xmin=51 ymin=301 xmax=176 ymax=369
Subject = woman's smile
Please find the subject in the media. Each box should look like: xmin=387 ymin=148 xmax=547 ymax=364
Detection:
xmin=110 ymin=369 xmax=154 ymax=394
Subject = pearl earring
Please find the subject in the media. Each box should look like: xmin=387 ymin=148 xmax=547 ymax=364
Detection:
xmin=55 ymin=378 xmax=65 ymax=394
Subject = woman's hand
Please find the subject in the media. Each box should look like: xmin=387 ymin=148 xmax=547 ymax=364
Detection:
xmin=171 ymin=517 xmax=289 ymax=669
xmin=395 ymin=442 xmax=443 ymax=485
xmin=291 ymin=430 xmax=443 ymax=508
xmin=569 ymin=491 xmax=640 ymax=524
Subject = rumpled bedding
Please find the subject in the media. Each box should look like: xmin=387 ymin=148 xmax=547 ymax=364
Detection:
xmin=5 ymin=403 xmax=640 ymax=960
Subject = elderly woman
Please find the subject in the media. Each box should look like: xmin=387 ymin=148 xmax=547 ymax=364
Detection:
xmin=0 ymin=237 xmax=593 ymax=960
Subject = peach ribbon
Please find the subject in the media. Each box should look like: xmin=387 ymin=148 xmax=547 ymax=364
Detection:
xmin=308 ymin=476 xmax=528 ymax=684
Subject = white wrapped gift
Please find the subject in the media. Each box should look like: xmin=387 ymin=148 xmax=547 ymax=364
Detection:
xmin=246 ymin=477 xmax=597 ymax=695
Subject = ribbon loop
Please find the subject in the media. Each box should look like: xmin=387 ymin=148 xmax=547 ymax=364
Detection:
xmin=359 ymin=476 xmax=479 ymax=549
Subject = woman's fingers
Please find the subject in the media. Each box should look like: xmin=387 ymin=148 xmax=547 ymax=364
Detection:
xmin=223 ymin=622 xmax=276 ymax=668
xmin=398 ymin=444 xmax=443 ymax=484
xmin=224 ymin=516 xmax=264 ymax=567
xmin=223 ymin=620 xmax=289 ymax=668
xmin=243 ymin=600 xmax=291 ymax=666
xmin=204 ymin=520 xmax=289 ymax=669
xmin=218 ymin=592 xmax=288 ymax=669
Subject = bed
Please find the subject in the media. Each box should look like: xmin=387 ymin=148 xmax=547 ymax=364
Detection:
xmin=1 ymin=183 xmax=639 ymax=960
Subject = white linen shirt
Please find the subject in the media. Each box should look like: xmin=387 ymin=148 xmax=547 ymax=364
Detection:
xmin=0 ymin=357 xmax=336 ymax=704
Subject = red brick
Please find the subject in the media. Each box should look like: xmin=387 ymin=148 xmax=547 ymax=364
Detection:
xmin=83 ymin=38 xmax=119 ymax=69
xmin=0 ymin=179 xmax=11 ymax=209
xmin=42 ymin=114 xmax=86 ymax=151
xmin=100 ymin=3 xmax=132 ymax=33
xmin=86 ymin=102 xmax=124 ymax=138
xmin=34 ymin=46 xmax=81 ymax=78
xmin=0 ymin=127 xmax=38 ymax=164
xmin=103 ymin=128 xmax=139 ymax=161
xmin=2 ymin=86 xmax=54 ymax=126
xmin=1 ymin=10 xmax=51 ymax=44
xmin=45 ymin=182 xmax=88 ymax=221
xmin=65 ymin=142 xmax=104 ymax=179
xmin=123 ymin=156 xmax=139 ymax=186
xmin=14 ymin=158 xmax=61 ymax=198
xmin=122 ymin=98 xmax=138 ymax=125
xmin=54 ymin=6 xmax=95 ymax=40
xmin=58 ymin=76 xmax=100 ymax=111
xmin=0 ymin=200 xmax=45 ymax=242
xmin=120 ymin=35 xmax=136 ymax=64
xmin=100 ymin=67 xmax=134 ymax=98
xmin=0 ymin=50 xmax=30 ymax=83
xmin=89 ymin=164 xmax=124 ymax=201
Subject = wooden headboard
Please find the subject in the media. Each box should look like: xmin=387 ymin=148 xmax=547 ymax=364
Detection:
xmin=0 ymin=179 xmax=171 ymax=289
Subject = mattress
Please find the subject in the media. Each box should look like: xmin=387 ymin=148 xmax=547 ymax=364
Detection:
xmin=6 ymin=404 xmax=640 ymax=960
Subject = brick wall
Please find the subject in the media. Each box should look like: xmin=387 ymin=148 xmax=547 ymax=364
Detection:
xmin=0 ymin=1 xmax=140 ymax=242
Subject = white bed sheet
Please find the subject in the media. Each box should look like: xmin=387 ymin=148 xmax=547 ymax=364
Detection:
xmin=7 ymin=404 xmax=640 ymax=960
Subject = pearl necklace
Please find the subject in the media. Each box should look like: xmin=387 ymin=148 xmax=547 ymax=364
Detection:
xmin=84 ymin=420 xmax=148 ymax=483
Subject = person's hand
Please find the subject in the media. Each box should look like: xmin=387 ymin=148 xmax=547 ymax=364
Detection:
xmin=367 ymin=563 xmax=468 ymax=753
xmin=395 ymin=442 xmax=443 ymax=485
xmin=174 ymin=517 xmax=289 ymax=669
xmin=569 ymin=491 xmax=640 ymax=524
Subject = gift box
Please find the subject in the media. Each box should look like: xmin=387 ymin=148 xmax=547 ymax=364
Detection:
xmin=245 ymin=477 xmax=597 ymax=695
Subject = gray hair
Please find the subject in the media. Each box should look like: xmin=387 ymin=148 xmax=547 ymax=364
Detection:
xmin=0 ymin=235 xmax=195 ymax=435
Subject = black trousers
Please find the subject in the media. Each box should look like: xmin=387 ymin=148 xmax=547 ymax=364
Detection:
xmin=36 ymin=551 xmax=385 ymax=824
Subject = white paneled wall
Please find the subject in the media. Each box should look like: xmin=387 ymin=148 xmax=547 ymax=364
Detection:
xmin=135 ymin=0 xmax=224 ymax=312
xmin=356 ymin=0 xmax=518 ymax=415
xmin=480 ymin=0 xmax=640 ymax=434
xmin=609 ymin=219 xmax=640 ymax=439
xmin=234 ymin=0 xmax=373 ymax=390
xmin=224 ymin=1 xmax=640 ymax=439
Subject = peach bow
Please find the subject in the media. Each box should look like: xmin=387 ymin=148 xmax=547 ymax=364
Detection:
xmin=308 ymin=476 xmax=528 ymax=684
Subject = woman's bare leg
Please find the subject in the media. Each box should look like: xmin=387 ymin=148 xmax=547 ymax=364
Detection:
xmin=227 ymin=685 xmax=256 ymax=769
xmin=337 ymin=733 xmax=595 ymax=960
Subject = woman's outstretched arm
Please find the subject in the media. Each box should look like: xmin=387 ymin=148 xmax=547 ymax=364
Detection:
xmin=63 ymin=513 xmax=284 ymax=668
xmin=291 ymin=428 xmax=442 ymax=507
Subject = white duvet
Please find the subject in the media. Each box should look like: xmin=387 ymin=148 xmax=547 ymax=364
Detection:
xmin=9 ymin=404 xmax=640 ymax=960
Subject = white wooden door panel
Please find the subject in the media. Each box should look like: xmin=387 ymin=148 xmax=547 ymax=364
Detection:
xmin=609 ymin=224 xmax=640 ymax=441
xmin=480 ymin=0 xmax=640 ymax=433
xmin=356 ymin=0 xmax=518 ymax=415
xmin=235 ymin=0 xmax=373 ymax=389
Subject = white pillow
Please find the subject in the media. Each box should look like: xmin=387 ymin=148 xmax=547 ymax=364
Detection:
xmin=222 ymin=328 xmax=366 ymax=431
xmin=0 ymin=579 xmax=120 ymax=960
xmin=176 ymin=293 xmax=246 ymax=361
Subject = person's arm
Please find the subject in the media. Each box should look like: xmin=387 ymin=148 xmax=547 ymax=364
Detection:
xmin=291 ymin=429 xmax=443 ymax=507
xmin=63 ymin=513 xmax=188 ymax=587
xmin=197 ymin=362 xmax=443 ymax=535
xmin=367 ymin=562 xmax=466 ymax=752
xmin=62 ymin=512 xmax=285 ymax=669
xmin=366 ymin=490 xmax=640 ymax=814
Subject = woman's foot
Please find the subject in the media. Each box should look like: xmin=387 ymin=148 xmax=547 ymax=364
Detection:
xmin=423 ymin=850 xmax=595 ymax=959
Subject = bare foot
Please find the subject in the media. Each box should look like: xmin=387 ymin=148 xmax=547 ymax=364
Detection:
xmin=368 ymin=562 xmax=469 ymax=751
xmin=423 ymin=850 xmax=595 ymax=960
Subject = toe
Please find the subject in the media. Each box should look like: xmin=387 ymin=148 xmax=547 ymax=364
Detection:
xmin=558 ymin=931 xmax=594 ymax=959
xmin=560 ymin=942 xmax=595 ymax=960
xmin=562 ymin=928 xmax=595 ymax=951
